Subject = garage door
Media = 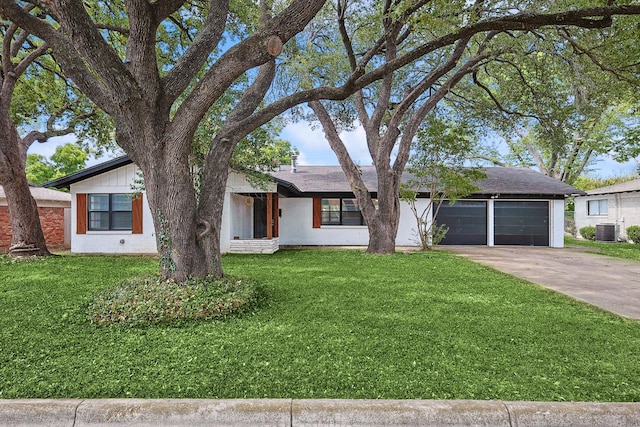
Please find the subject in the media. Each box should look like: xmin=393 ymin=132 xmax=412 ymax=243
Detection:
xmin=434 ymin=201 xmax=487 ymax=245
xmin=494 ymin=201 xmax=549 ymax=246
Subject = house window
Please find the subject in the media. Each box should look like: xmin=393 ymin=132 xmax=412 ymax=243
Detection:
xmin=321 ymin=198 xmax=365 ymax=225
xmin=588 ymin=199 xmax=608 ymax=216
xmin=88 ymin=194 xmax=133 ymax=230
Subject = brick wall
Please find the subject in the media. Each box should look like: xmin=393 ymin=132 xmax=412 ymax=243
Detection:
xmin=0 ymin=206 xmax=68 ymax=251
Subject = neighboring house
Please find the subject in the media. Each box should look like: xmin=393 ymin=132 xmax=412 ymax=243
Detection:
xmin=44 ymin=156 xmax=583 ymax=254
xmin=574 ymin=179 xmax=640 ymax=242
xmin=0 ymin=184 xmax=71 ymax=250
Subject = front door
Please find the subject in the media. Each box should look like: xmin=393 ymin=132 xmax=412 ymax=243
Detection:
xmin=252 ymin=194 xmax=279 ymax=239
xmin=253 ymin=197 xmax=267 ymax=238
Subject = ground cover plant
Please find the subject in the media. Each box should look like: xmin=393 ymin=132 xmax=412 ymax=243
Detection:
xmin=88 ymin=275 xmax=260 ymax=326
xmin=1 ymin=250 xmax=640 ymax=401
xmin=565 ymin=236 xmax=640 ymax=262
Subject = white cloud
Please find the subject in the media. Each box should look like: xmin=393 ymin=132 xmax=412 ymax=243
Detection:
xmin=591 ymin=155 xmax=638 ymax=178
xmin=281 ymin=121 xmax=373 ymax=166
xmin=27 ymin=134 xmax=76 ymax=158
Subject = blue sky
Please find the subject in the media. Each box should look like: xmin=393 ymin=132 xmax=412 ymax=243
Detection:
xmin=29 ymin=123 xmax=638 ymax=178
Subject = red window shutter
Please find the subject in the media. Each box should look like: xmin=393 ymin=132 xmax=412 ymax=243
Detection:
xmin=132 ymin=195 xmax=143 ymax=234
xmin=312 ymin=198 xmax=322 ymax=228
xmin=76 ymin=193 xmax=87 ymax=234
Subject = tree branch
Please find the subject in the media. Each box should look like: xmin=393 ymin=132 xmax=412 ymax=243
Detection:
xmin=170 ymin=0 xmax=326 ymax=144
xmin=558 ymin=27 xmax=636 ymax=84
xmin=395 ymin=52 xmax=491 ymax=175
xmin=0 ymin=1 xmax=117 ymax=112
xmin=161 ymin=0 xmax=229 ymax=102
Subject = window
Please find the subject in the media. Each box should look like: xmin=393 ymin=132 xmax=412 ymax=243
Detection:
xmin=588 ymin=199 xmax=608 ymax=216
xmin=321 ymin=198 xmax=365 ymax=225
xmin=88 ymin=194 xmax=133 ymax=230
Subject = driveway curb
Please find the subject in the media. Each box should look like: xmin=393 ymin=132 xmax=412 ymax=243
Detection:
xmin=2 ymin=399 xmax=640 ymax=426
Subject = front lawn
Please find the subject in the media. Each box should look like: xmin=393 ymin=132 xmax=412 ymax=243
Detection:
xmin=1 ymin=250 xmax=640 ymax=401
xmin=565 ymin=236 xmax=640 ymax=262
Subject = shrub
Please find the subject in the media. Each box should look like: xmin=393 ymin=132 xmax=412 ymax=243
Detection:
xmin=627 ymin=225 xmax=640 ymax=244
xmin=87 ymin=275 xmax=261 ymax=326
xmin=579 ymin=225 xmax=596 ymax=241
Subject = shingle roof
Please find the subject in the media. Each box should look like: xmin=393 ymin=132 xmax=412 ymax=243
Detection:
xmin=271 ymin=165 xmax=584 ymax=197
xmin=584 ymin=179 xmax=640 ymax=196
xmin=42 ymin=155 xmax=584 ymax=198
xmin=0 ymin=185 xmax=71 ymax=204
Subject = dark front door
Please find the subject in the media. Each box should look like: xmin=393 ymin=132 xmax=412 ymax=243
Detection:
xmin=494 ymin=201 xmax=549 ymax=246
xmin=435 ymin=200 xmax=487 ymax=245
xmin=253 ymin=197 xmax=267 ymax=238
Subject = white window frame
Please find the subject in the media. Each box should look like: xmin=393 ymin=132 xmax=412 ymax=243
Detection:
xmin=587 ymin=199 xmax=608 ymax=216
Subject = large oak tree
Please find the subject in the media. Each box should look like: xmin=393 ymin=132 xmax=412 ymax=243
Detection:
xmin=299 ymin=0 xmax=640 ymax=253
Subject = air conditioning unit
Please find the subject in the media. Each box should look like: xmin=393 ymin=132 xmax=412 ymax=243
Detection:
xmin=595 ymin=224 xmax=616 ymax=242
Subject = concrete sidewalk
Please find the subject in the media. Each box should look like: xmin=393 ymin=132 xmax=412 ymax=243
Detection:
xmin=2 ymin=398 xmax=640 ymax=426
xmin=447 ymin=246 xmax=640 ymax=320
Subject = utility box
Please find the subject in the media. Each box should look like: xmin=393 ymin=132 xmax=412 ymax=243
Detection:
xmin=596 ymin=224 xmax=616 ymax=242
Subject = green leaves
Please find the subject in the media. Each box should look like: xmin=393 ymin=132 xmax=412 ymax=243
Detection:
xmin=87 ymin=275 xmax=261 ymax=326
xmin=26 ymin=144 xmax=89 ymax=185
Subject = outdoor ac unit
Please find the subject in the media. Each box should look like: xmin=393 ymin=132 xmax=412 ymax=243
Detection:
xmin=596 ymin=224 xmax=616 ymax=242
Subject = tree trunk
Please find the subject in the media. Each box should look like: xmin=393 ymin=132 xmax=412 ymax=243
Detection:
xmin=139 ymin=152 xmax=213 ymax=281
xmin=363 ymin=164 xmax=400 ymax=254
xmin=0 ymin=123 xmax=51 ymax=257
xmin=133 ymin=133 xmax=236 ymax=281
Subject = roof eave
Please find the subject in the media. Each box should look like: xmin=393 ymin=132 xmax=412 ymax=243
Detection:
xmin=43 ymin=156 xmax=133 ymax=189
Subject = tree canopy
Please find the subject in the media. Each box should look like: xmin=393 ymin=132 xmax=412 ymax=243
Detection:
xmin=2 ymin=0 xmax=640 ymax=274
xmin=450 ymin=14 xmax=640 ymax=184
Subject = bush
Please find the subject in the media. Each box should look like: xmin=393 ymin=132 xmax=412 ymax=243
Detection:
xmin=87 ymin=275 xmax=261 ymax=326
xmin=579 ymin=225 xmax=596 ymax=241
xmin=627 ymin=225 xmax=640 ymax=244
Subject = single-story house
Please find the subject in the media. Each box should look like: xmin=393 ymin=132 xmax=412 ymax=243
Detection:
xmin=0 ymin=183 xmax=71 ymax=250
xmin=574 ymin=179 xmax=640 ymax=242
xmin=44 ymin=156 xmax=583 ymax=254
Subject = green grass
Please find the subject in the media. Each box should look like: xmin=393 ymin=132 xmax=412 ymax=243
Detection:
xmin=1 ymin=250 xmax=640 ymax=401
xmin=565 ymin=236 xmax=640 ymax=262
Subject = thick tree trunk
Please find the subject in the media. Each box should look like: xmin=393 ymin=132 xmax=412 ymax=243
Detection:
xmin=363 ymin=165 xmax=400 ymax=255
xmin=0 ymin=126 xmax=51 ymax=257
xmin=140 ymin=153 xmax=213 ymax=281
xmin=1 ymin=173 xmax=51 ymax=257
xmin=197 ymin=140 xmax=237 ymax=279
xmin=132 ymin=133 xmax=235 ymax=281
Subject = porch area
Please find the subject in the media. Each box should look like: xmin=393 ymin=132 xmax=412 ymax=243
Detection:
xmin=227 ymin=192 xmax=280 ymax=254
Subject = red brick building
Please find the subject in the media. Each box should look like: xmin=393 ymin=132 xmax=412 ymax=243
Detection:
xmin=0 ymin=185 xmax=71 ymax=251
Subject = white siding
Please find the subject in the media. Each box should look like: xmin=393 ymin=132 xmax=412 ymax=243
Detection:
xmin=278 ymin=197 xmax=565 ymax=248
xmin=278 ymin=198 xmax=369 ymax=245
xmin=575 ymin=192 xmax=640 ymax=241
xmin=550 ymin=199 xmax=565 ymax=248
xmin=229 ymin=194 xmax=254 ymax=240
xmin=70 ymin=164 xmax=157 ymax=254
xmin=69 ymin=164 xmax=569 ymax=252
xmin=226 ymin=172 xmax=277 ymax=193
xmin=70 ymin=168 xmax=278 ymax=255
xmin=277 ymin=197 xmax=432 ymax=247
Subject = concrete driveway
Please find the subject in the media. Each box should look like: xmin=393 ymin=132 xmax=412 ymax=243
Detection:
xmin=446 ymin=245 xmax=640 ymax=320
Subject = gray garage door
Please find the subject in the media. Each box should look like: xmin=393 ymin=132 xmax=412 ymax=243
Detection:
xmin=435 ymin=201 xmax=487 ymax=245
xmin=494 ymin=201 xmax=549 ymax=246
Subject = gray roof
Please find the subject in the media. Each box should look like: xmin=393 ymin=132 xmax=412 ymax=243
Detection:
xmin=42 ymin=155 xmax=583 ymax=198
xmin=585 ymin=179 xmax=640 ymax=196
xmin=271 ymin=165 xmax=584 ymax=197
xmin=0 ymin=185 xmax=71 ymax=204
